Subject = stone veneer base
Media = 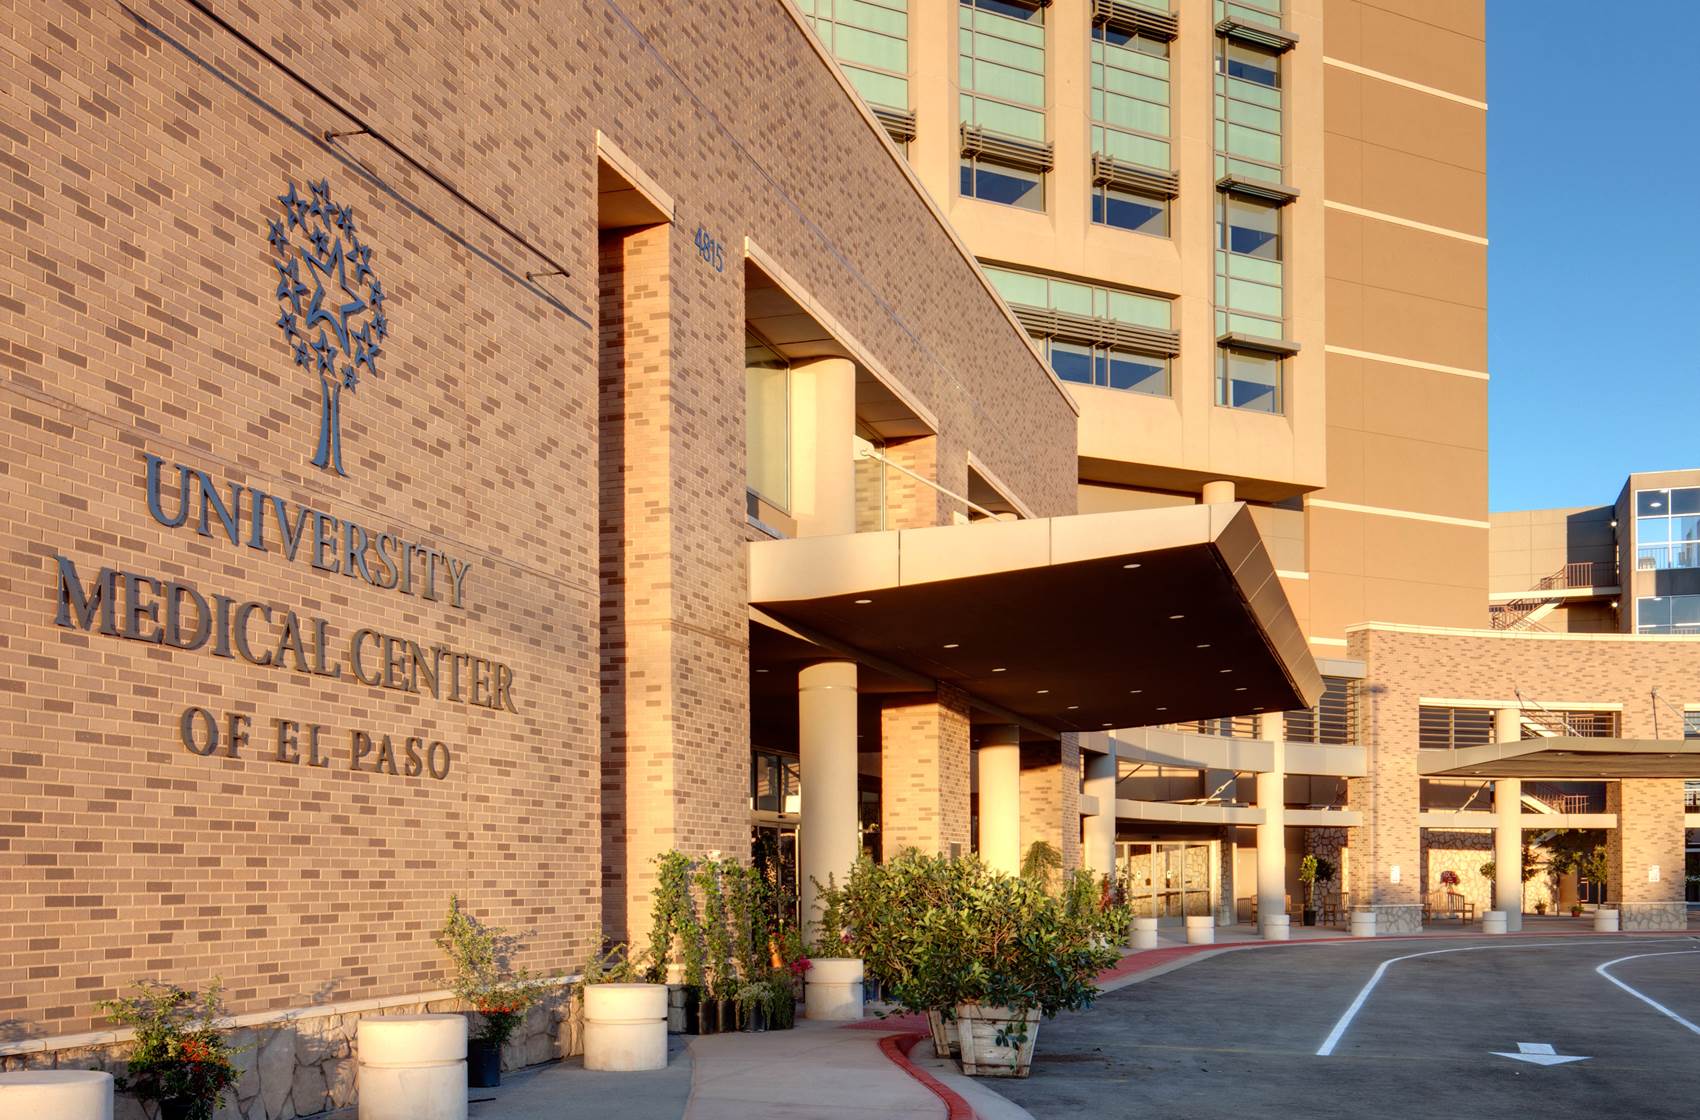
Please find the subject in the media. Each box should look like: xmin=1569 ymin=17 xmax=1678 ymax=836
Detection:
xmin=0 ymin=990 xmax=578 ymax=1120
xmin=1370 ymin=905 xmax=1424 ymax=935
xmin=1616 ymin=902 xmax=1689 ymax=931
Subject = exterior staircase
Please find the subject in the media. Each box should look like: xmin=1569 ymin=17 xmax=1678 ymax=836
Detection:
xmin=1489 ymin=562 xmax=1601 ymax=631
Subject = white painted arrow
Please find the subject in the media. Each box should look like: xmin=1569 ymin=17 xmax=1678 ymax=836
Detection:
xmin=1491 ymin=1042 xmax=1589 ymax=1067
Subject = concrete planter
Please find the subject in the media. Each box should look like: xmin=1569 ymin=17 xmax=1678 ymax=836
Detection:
xmin=357 ymin=1013 xmax=467 ymax=1120
xmin=1481 ymin=911 xmax=1507 ymax=935
xmin=1594 ymin=908 xmax=1619 ymax=933
xmin=1261 ymin=914 xmax=1290 ymax=941
xmin=0 ymin=1070 xmax=114 ymax=1120
xmin=803 ymin=958 xmax=864 ymax=1021
xmin=1184 ymin=915 xmax=1214 ymax=945
xmin=1349 ymin=909 xmax=1377 ymax=938
xmin=955 ymin=1003 xmax=1040 ymax=1078
xmin=583 ymin=984 xmax=669 ymax=1072
xmin=1131 ymin=916 xmax=1158 ymax=950
xmin=927 ymin=1009 xmax=960 ymax=1057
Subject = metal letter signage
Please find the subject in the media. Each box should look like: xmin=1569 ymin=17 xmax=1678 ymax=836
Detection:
xmin=269 ymin=178 xmax=385 ymax=476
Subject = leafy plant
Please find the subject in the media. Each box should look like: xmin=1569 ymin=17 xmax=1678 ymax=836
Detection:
xmin=1299 ymin=854 xmax=1319 ymax=908
xmin=1020 ymin=841 xmax=1063 ymax=891
xmin=809 ymin=871 xmax=853 ymax=958
xmin=436 ymin=896 xmax=549 ymax=1047
xmin=697 ymin=859 xmax=736 ymax=998
xmin=580 ymin=933 xmax=646 ymax=985
xmin=648 ymin=850 xmax=705 ymax=988
xmin=102 ymin=980 xmax=242 ymax=1120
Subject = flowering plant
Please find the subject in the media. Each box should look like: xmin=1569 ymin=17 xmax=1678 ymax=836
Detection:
xmin=102 ymin=980 xmax=243 ymax=1120
xmin=788 ymin=956 xmax=813 ymax=977
xmin=1439 ymin=869 xmax=1460 ymax=887
xmin=436 ymin=896 xmax=551 ymax=1047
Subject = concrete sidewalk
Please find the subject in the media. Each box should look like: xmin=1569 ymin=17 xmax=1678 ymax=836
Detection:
xmin=460 ymin=1036 xmax=694 ymax=1120
xmin=684 ymin=1019 xmax=946 ymax=1120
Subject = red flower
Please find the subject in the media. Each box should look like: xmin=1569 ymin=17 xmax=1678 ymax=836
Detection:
xmin=179 ymin=1039 xmax=213 ymax=1064
xmin=789 ymin=957 xmax=812 ymax=976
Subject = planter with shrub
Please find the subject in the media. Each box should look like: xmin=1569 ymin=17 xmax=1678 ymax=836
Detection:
xmin=102 ymin=980 xmax=242 ymax=1120
xmin=436 ymin=896 xmax=550 ymax=1088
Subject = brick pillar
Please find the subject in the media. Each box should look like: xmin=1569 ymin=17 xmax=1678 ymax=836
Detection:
xmin=1608 ymin=779 xmax=1687 ymax=930
xmin=880 ymin=684 xmax=972 ymax=857
xmin=1019 ymin=736 xmax=1082 ymax=871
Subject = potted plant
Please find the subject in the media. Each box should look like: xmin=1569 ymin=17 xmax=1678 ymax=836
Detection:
xmin=697 ymin=857 xmax=739 ymax=1032
xmin=102 ymin=980 xmax=242 ymax=1120
xmin=950 ymin=867 xmax=1121 ymax=1077
xmin=436 ymin=896 xmax=548 ymax=1088
xmin=736 ymin=981 xmax=772 ymax=1032
xmin=1535 ymin=901 xmax=1548 ymax=915
xmin=804 ymin=872 xmax=865 ymax=1020
xmin=580 ymin=936 xmax=669 ymax=1072
xmin=1571 ymin=901 xmax=1585 ymax=918
xmin=1299 ymin=854 xmax=1320 ymax=926
xmin=648 ymin=851 xmax=708 ymax=1034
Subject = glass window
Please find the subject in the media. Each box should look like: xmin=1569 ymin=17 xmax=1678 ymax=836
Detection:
xmin=1658 ymin=597 xmax=1700 ymax=634
xmin=959 ymin=0 xmax=1047 ymax=142
xmin=1684 ymin=712 xmax=1700 ymax=740
xmin=1103 ymin=349 xmax=1168 ymax=394
xmin=1217 ymin=347 xmax=1282 ymax=413
xmin=799 ymin=0 xmax=911 ymax=115
xmin=745 ymin=331 xmax=790 ymax=511
xmin=961 ymin=158 xmax=1044 ymax=210
xmin=751 ymin=750 xmax=801 ymax=814
xmin=1222 ymin=196 xmax=1281 ymax=259
xmin=1634 ymin=488 xmax=1700 ymax=570
xmin=1048 ymin=340 xmax=1093 ymax=384
xmin=1221 ymin=41 xmax=1279 ymax=87
xmin=1093 ymin=184 xmax=1168 ymax=236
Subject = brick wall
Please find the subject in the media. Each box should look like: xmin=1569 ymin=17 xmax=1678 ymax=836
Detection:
xmin=0 ymin=0 xmax=1080 ymax=1063
xmin=879 ymin=684 xmax=971 ymax=856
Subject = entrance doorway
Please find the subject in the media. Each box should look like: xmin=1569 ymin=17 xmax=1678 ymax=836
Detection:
xmin=752 ymin=823 xmax=800 ymax=931
xmin=1120 ymin=840 xmax=1213 ymax=921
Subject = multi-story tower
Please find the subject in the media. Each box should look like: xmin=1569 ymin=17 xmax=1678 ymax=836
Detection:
xmin=800 ymin=0 xmax=1490 ymax=652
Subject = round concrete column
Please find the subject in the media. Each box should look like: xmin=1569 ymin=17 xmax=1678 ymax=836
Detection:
xmin=1256 ymin=714 xmax=1287 ymax=927
xmin=1201 ymin=480 xmax=1236 ymax=504
xmin=1493 ymin=707 xmax=1523 ymax=932
xmin=1082 ymin=745 xmax=1118 ymax=878
xmin=0 ymin=1071 xmax=113 ymax=1120
xmin=977 ymin=724 xmax=1022 ymax=876
xmin=799 ymin=660 xmax=860 ymax=936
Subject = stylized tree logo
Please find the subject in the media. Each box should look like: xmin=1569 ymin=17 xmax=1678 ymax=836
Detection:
xmin=269 ymin=178 xmax=384 ymax=476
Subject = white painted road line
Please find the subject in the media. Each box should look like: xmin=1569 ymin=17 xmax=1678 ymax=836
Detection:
xmin=1595 ymin=950 xmax=1700 ymax=1038
xmin=1315 ymin=939 xmax=1696 ymax=1058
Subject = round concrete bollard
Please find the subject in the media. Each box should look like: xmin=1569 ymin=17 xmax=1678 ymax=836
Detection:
xmin=1594 ymin=908 xmax=1619 ymax=933
xmin=1185 ymin=915 xmax=1215 ymax=945
xmin=584 ymin=983 xmax=668 ymax=1071
xmin=1261 ymin=914 xmax=1290 ymax=941
xmin=1349 ymin=909 xmax=1377 ymax=938
xmin=358 ymin=1013 xmax=467 ymax=1120
xmin=1131 ymin=916 xmax=1159 ymax=950
xmin=1481 ymin=910 xmax=1507 ymax=935
xmin=804 ymin=958 xmax=864 ymax=1021
xmin=0 ymin=1070 xmax=114 ymax=1120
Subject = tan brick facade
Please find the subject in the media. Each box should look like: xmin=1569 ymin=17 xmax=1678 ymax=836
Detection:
xmin=879 ymin=685 xmax=971 ymax=857
xmin=0 ymin=0 xmax=1080 ymax=1076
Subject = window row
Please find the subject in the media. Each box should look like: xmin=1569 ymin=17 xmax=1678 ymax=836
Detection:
xmin=1637 ymin=594 xmax=1700 ymax=635
xmin=1634 ymin=487 xmax=1700 ymax=571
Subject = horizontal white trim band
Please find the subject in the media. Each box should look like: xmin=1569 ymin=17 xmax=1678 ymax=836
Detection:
xmin=1419 ymin=697 xmax=1624 ymax=711
xmin=1308 ymin=498 xmax=1491 ymax=529
xmin=1322 ymin=56 xmax=1488 ymax=110
xmin=1323 ymin=200 xmax=1488 ymax=245
xmin=1347 ymin=621 xmax=1700 ymax=643
xmin=1324 ymin=344 xmax=1488 ymax=381
xmin=1276 ymin=569 xmax=1310 ymax=581
xmin=1309 ymin=635 xmax=1349 ymax=647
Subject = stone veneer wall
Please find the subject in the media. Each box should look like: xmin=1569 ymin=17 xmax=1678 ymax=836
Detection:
xmin=0 ymin=991 xmax=578 ymax=1120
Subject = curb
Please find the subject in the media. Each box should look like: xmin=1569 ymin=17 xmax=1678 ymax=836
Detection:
xmin=878 ymin=1031 xmax=976 ymax=1120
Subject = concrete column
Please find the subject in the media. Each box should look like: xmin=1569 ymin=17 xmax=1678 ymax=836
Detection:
xmin=799 ymin=660 xmax=859 ymax=938
xmin=1256 ymin=712 xmax=1286 ymax=925
xmin=1082 ymin=744 xmax=1118 ymax=877
xmin=790 ymin=357 xmax=856 ymax=537
xmin=977 ymin=724 xmax=1022 ymax=876
xmin=1201 ymin=480 xmax=1236 ymax=504
xmin=1494 ymin=706 xmax=1523 ymax=931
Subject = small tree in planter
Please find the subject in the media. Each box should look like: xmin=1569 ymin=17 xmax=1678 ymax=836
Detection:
xmin=804 ymin=871 xmax=866 ymax=1020
xmin=579 ymin=937 xmax=670 ymax=1072
xmin=1298 ymin=854 xmax=1320 ymax=926
xmin=436 ymin=896 xmax=549 ymax=1087
xmin=102 ymin=980 xmax=242 ymax=1120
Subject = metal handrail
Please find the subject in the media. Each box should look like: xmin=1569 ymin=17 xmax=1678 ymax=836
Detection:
xmin=1490 ymin=562 xmax=1606 ymax=630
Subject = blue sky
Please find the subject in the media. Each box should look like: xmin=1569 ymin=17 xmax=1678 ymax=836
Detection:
xmin=1486 ymin=2 xmax=1700 ymax=511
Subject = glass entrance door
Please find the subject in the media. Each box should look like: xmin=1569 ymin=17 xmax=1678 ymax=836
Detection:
xmin=1119 ymin=840 xmax=1213 ymax=922
xmin=752 ymin=823 xmax=800 ymax=931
